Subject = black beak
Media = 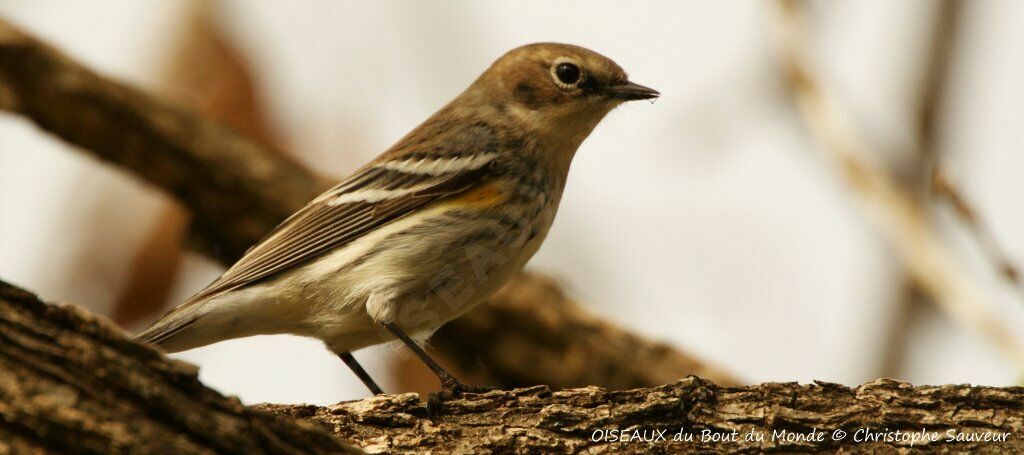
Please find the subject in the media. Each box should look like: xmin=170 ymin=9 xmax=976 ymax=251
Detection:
xmin=604 ymin=81 xmax=660 ymax=101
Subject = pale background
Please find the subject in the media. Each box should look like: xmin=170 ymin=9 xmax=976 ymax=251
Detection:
xmin=2 ymin=0 xmax=1023 ymax=405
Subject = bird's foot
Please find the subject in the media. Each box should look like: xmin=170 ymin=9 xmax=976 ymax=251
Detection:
xmin=425 ymin=374 xmax=496 ymax=418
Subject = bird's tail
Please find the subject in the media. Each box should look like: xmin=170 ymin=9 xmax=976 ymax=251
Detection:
xmin=136 ymin=310 xmax=199 ymax=353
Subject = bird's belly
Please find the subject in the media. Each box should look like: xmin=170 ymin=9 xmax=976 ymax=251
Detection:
xmin=293 ymin=198 xmax=555 ymax=349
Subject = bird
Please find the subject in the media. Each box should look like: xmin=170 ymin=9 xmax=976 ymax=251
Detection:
xmin=138 ymin=42 xmax=658 ymax=412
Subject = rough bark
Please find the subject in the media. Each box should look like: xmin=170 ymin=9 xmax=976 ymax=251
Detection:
xmin=0 ymin=280 xmax=357 ymax=454
xmin=0 ymin=17 xmax=734 ymax=388
xmin=4 ymin=279 xmax=1022 ymax=453
xmin=265 ymin=378 xmax=1024 ymax=454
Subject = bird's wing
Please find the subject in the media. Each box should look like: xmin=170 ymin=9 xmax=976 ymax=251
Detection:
xmin=138 ymin=152 xmax=497 ymax=344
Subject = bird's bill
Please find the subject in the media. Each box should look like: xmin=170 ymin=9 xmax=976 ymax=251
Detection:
xmin=603 ymin=81 xmax=660 ymax=101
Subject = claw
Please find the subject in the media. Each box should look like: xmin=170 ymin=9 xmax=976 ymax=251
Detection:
xmin=425 ymin=390 xmax=449 ymax=418
xmin=425 ymin=376 xmax=496 ymax=418
xmin=455 ymin=383 xmax=495 ymax=394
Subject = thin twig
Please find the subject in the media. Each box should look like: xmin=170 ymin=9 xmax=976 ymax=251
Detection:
xmin=914 ymin=0 xmax=1024 ymax=306
xmin=877 ymin=0 xmax=964 ymax=379
xmin=771 ymin=0 xmax=1024 ymax=368
xmin=932 ymin=169 xmax=1024 ymax=300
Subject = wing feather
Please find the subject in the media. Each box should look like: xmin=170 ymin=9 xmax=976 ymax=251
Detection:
xmin=170 ymin=157 xmax=494 ymax=313
xmin=137 ymin=110 xmax=513 ymax=346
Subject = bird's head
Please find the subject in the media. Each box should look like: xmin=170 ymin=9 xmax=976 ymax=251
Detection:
xmin=466 ymin=43 xmax=658 ymax=149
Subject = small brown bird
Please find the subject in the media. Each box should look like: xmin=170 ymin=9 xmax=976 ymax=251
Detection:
xmin=139 ymin=42 xmax=658 ymax=411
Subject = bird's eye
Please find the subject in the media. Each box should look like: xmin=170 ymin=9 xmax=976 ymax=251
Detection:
xmin=554 ymin=62 xmax=581 ymax=86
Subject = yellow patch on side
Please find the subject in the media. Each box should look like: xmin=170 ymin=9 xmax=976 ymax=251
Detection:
xmin=444 ymin=182 xmax=509 ymax=209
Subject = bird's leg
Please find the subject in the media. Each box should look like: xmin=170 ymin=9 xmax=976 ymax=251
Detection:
xmin=383 ymin=322 xmax=492 ymax=415
xmin=383 ymin=322 xmax=481 ymax=391
xmin=337 ymin=351 xmax=384 ymax=395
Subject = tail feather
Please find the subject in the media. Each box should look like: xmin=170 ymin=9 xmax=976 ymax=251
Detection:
xmin=136 ymin=313 xmax=198 ymax=348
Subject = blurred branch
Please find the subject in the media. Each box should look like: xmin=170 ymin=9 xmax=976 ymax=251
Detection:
xmin=878 ymin=0 xmax=965 ymax=379
xmin=771 ymin=0 xmax=1024 ymax=368
xmin=0 ymin=17 xmax=323 ymax=264
xmin=912 ymin=0 xmax=964 ymax=176
xmin=114 ymin=3 xmax=285 ymax=326
xmin=0 ymin=17 xmax=735 ymax=387
xmin=911 ymin=0 xmax=1024 ymax=296
xmin=430 ymin=273 xmax=737 ymax=389
xmin=916 ymin=0 xmax=1024 ymax=312
xmin=933 ymin=169 xmax=1024 ymax=300
xmin=111 ymin=204 xmax=189 ymax=326
xmin=160 ymin=3 xmax=284 ymax=148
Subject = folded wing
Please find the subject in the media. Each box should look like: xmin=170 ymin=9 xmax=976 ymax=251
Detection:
xmin=138 ymin=152 xmax=496 ymax=344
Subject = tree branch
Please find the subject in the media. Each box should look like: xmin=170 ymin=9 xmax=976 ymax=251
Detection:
xmin=3 ymin=278 xmax=1021 ymax=453
xmin=435 ymin=273 xmax=736 ymax=389
xmin=0 ymin=18 xmax=323 ymax=263
xmin=0 ymin=280 xmax=357 ymax=454
xmin=878 ymin=0 xmax=966 ymax=379
xmin=770 ymin=0 xmax=1024 ymax=368
xmin=260 ymin=378 xmax=1024 ymax=453
xmin=0 ymin=16 xmax=734 ymax=388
